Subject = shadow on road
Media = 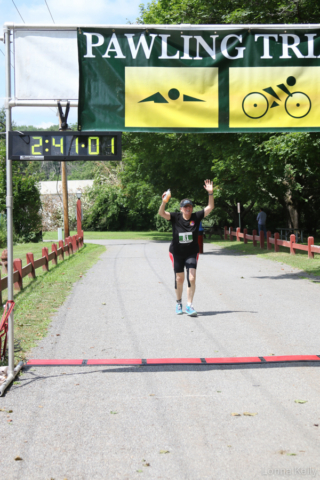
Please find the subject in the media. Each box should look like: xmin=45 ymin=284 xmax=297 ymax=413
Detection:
xmin=197 ymin=310 xmax=257 ymax=316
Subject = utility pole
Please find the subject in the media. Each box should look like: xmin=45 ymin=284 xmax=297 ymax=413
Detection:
xmin=58 ymin=102 xmax=70 ymax=238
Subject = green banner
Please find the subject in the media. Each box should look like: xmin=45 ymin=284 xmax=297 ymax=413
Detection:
xmin=78 ymin=26 xmax=320 ymax=132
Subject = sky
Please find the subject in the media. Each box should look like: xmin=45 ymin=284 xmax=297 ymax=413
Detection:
xmin=0 ymin=0 xmax=143 ymax=128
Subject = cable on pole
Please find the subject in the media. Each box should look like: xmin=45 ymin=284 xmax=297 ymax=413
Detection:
xmin=12 ymin=0 xmax=25 ymax=23
xmin=44 ymin=0 xmax=55 ymax=23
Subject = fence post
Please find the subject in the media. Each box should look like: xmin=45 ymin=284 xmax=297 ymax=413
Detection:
xmin=1 ymin=249 xmax=8 ymax=274
xmin=0 ymin=270 xmax=2 ymax=305
xmin=42 ymin=247 xmax=49 ymax=271
xmin=72 ymin=235 xmax=77 ymax=252
xmin=13 ymin=258 xmax=23 ymax=291
xmin=267 ymin=232 xmax=272 ymax=250
xmin=52 ymin=243 xmax=58 ymax=266
xmin=69 ymin=239 xmax=73 ymax=255
xmin=260 ymin=230 xmax=264 ymax=249
xmin=58 ymin=240 xmax=64 ymax=261
xmin=26 ymin=252 xmax=35 ymax=278
xmin=290 ymin=234 xmax=296 ymax=255
xmin=236 ymin=227 xmax=240 ymax=241
xmin=274 ymin=232 xmax=280 ymax=252
xmin=252 ymin=229 xmax=257 ymax=247
xmin=308 ymin=236 xmax=314 ymax=259
xmin=243 ymin=228 xmax=247 ymax=244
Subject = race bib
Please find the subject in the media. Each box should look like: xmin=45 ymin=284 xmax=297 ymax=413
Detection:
xmin=179 ymin=232 xmax=193 ymax=244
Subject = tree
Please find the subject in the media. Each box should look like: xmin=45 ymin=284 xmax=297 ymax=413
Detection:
xmin=127 ymin=0 xmax=320 ymax=234
xmin=0 ymin=108 xmax=42 ymax=242
xmin=138 ymin=0 xmax=320 ymax=25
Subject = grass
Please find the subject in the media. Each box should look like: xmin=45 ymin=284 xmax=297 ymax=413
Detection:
xmin=0 ymin=242 xmax=65 ymax=273
xmin=206 ymin=236 xmax=320 ymax=278
xmin=0 ymin=243 xmax=105 ymax=366
xmin=43 ymin=231 xmax=173 ymax=241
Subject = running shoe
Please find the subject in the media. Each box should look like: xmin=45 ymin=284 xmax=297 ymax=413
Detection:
xmin=175 ymin=303 xmax=183 ymax=315
xmin=185 ymin=305 xmax=197 ymax=317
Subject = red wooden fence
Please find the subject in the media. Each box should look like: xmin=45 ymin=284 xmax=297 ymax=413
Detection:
xmin=0 ymin=232 xmax=84 ymax=304
xmin=224 ymin=227 xmax=319 ymax=259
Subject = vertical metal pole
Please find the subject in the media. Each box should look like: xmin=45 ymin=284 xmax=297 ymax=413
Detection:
xmin=61 ymin=162 xmax=69 ymax=237
xmin=5 ymin=26 xmax=14 ymax=375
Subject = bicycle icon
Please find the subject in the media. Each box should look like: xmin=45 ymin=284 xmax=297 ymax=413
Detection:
xmin=242 ymin=76 xmax=311 ymax=120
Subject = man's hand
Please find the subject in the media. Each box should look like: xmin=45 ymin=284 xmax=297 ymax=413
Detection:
xmin=204 ymin=180 xmax=215 ymax=217
xmin=203 ymin=179 xmax=214 ymax=194
xmin=158 ymin=192 xmax=171 ymax=220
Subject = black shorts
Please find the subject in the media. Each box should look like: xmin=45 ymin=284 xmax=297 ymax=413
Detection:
xmin=169 ymin=252 xmax=199 ymax=273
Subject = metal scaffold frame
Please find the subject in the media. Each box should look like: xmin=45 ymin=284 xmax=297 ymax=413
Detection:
xmin=1 ymin=21 xmax=319 ymax=396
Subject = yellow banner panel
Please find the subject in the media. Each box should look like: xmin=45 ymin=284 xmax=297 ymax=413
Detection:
xmin=229 ymin=67 xmax=320 ymax=128
xmin=125 ymin=67 xmax=219 ymax=128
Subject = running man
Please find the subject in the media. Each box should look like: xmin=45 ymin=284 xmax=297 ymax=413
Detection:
xmin=158 ymin=180 xmax=214 ymax=316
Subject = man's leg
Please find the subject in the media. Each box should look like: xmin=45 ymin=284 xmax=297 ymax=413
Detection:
xmin=185 ymin=254 xmax=199 ymax=316
xmin=186 ymin=268 xmax=196 ymax=304
xmin=170 ymin=253 xmax=185 ymax=314
xmin=175 ymin=272 xmax=185 ymax=301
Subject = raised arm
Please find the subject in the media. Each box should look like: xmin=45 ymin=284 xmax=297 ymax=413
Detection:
xmin=158 ymin=192 xmax=171 ymax=221
xmin=203 ymin=179 xmax=215 ymax=218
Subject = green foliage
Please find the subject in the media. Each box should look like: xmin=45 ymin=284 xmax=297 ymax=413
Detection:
xmin=0 ymin=109 xmax=43 ymax=242
xmin=127 ymin=0 xmax=320 ymax=235
xmin=138 ymin=0 xmax=320 ymax=25
xmin=0 ymin=215 xmax=7 ymax=248
xmin=83 ymin=176 xmax=163 ymax=231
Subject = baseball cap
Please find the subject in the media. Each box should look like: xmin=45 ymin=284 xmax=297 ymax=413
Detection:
xmin=180 ymin=199 xmax=193 ymax=208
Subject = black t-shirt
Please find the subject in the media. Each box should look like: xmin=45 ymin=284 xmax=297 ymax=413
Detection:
xmin=169 ymin=210 xmax=205 ymax=255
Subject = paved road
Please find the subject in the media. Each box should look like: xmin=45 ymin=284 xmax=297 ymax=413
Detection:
xmin=1 ymin=240 xmax=320 ymax=480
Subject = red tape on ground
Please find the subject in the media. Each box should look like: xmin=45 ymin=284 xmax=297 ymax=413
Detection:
xmin=25 ymin=355 xmax=320 ymax=367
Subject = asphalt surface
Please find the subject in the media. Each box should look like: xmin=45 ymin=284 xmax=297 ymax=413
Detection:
xmin=1 ymin=239 xmax=320 ymax=480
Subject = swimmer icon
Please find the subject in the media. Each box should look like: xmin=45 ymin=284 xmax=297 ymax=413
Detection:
xmin=242 ymin=76 xmax=311 ymax=120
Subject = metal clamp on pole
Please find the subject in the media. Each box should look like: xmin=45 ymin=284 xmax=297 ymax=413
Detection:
xmin=6 ymin=196 xmax=13 ymax=208
xmin=57 ymin=101 xmax=70 ymax=130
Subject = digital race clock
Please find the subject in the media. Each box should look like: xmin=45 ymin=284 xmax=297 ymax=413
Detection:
xmin=9 ymin=131 xmax=122 ymax=161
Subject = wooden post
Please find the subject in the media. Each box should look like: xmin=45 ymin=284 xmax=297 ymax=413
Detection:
xmin=58 ymin=240 xmax=64 ymax=260
xmin=59 ymin=111 xmax=70 ymax=239
xmin=42 ymin=247 xmax=49 ymax=271
xmin=52 ymin=243 xmax=58 ymax=266
xmin=260 ymin=230 xmax=264 ymax=249
xmin=13 ymin=258 xmax=23 ymax=291
xmin=274 ymin=232 xmax=280 ymax=252
xmin=77 ymin=198 xmax=82 ymax=236
xmin=243 ymin=228 xmax=247 ymax=244
xmin=252 ymin=229 xmax=257 ymax=247
xmin=1 ymin=249 xmax=8 ymax=274
xmin=236 ymin=227 xmax=240 ymax=241
xmin=0 ymin=270 xmax=2 ymax=305
xmin=308 ymin=236 xmax=314 ymax=259
xmin=26 ymin=252 xmax=35 ymax=278
xmin=290 ymin=234 xmax=296 ymax=255
xmin=61 ymin=162 xmax=69 ymax=238
xmin=267 ymin=232 xmax=272 ymax=250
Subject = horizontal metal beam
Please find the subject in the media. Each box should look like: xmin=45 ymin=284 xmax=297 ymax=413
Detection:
xmin=4 ymin=22 xmax=320 ymax=31
xmin=8 ymin=99 xmax=78 ymax=107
